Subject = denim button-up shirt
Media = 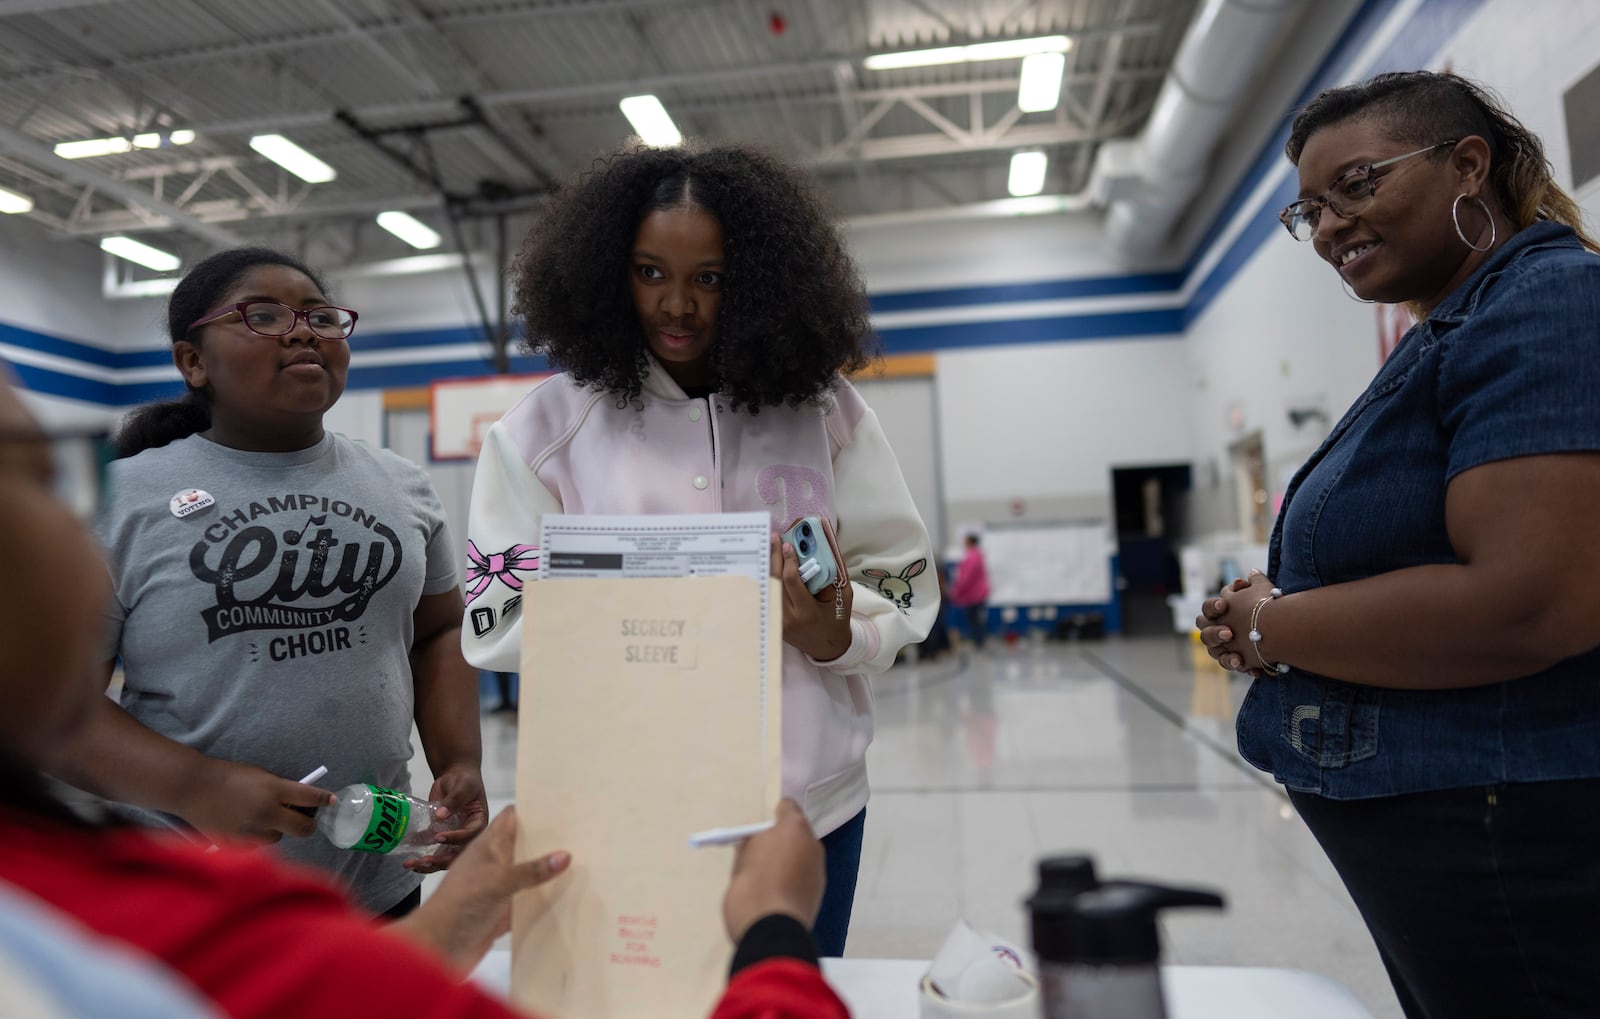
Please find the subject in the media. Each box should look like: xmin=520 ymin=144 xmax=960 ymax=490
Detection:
xmin=1236 ymin=222 xmax=1600 ymax=798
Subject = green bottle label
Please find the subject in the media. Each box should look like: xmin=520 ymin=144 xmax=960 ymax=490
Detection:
xmin=353 ymin=784 xmax=412 ymax=854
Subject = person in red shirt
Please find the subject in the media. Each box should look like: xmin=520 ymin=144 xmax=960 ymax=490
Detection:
xmin=0 ymin=371 xmax=847 ymax=1019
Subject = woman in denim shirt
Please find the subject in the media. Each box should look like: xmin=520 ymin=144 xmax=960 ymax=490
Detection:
xmin=1198 ymin=72 xmax=1600 ymax=1017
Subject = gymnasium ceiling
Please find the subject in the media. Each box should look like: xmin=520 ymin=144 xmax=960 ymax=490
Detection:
xmin=0 ymin=0 xmax=1209 ymax=268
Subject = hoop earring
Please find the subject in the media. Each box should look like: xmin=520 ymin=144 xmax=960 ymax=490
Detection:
xmin=1341 ymin=278 xmax=1375 ymax=304
xmin=1452 ymin=194 xmax=1495 ymax=252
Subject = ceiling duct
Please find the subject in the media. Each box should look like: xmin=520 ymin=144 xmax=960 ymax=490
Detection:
xmin=1091 ymin=0 xmax=1308 ymax=263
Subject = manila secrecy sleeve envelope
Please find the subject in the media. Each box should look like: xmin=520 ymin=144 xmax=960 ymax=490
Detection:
xmin=510 ymin=576 xmax=783 ymax=1019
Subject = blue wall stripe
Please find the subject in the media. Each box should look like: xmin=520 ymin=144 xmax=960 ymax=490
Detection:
xmin=869 ymin=272 xmax=1185 ymax=313
xmin=0 ymin=0 xmax=1480 ymax=408
xmin=0 ymin=323 xmax=174 ymax=370
xmin=877 ymin=308 xmax=1184 ymax=351
xmin=345 ymin=354 xmax=549 ymax=390
xmin=0 ymin=321 xmax=124 ymax=369
xmin=6 ymin=360 xmax=117 ymax=404
xmin=9 ymin=352 xmax=554 ymax=406
xmin=353 ymin=324 xmax=502 ymax=352
xmin=0 ymin=321 xmax=517 ymax=372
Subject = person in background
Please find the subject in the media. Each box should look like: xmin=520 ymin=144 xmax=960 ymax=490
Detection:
xmin=950 ymin=534 xmax=991 ymax=649
xmin=462 ymin=143 xmax=938 ymax=955
xmin=0 ymin=367 xmax=848 ymax=1019
xmin=49 ymin=247 xmax=486 ymax=918
xmin=1198 ymin=71 xmax=1600 ymax=1017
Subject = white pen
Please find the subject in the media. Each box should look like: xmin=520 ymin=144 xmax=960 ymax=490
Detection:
xmin=687 ymin=821 xmax=775 ymax=848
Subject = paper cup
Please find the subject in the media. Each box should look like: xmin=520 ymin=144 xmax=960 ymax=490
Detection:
xmin=919 ymin=972 xmax=1041 ymax=1019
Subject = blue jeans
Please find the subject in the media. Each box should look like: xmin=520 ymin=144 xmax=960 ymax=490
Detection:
xmin=812 ymin=808 xmax=866 ymax=956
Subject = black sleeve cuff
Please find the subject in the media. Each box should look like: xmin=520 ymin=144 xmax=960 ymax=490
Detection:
xmin=728 ymin=913 xmax=820 ymax=976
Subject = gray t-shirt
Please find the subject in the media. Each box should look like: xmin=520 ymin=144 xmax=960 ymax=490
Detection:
xmin=98 ymin=431 xmax=460 ymax=913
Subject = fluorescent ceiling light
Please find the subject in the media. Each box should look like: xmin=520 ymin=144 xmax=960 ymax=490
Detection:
xmin=54 ymin=136 xmax=133 ymax=159
xmin=100 ymin=235 xmax=181 ymax=273
xmin=619 ymin=94 xmax=683 ymax=148
xmin=1018 ymin=51 xmax=1066 ymax=112
xmin=55 ymin=131 xmax=196 ymax=158
xmin=249 ymin=134 xmax=337 ymax=183
xmin=864 ymin=34 xmax=1070 ymax=70
xmin=0 ymin=185 xmax=33 ymax=214
xmin=376 ymin=210 xmax=442 ymax=249
xmin=1008 ymin=151 xmax=1048 ymax=197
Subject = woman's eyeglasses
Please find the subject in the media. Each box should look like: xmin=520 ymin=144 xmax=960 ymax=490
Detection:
xmin=188 ymin=301 xmax=359 ymax=340
xmin=1278 ymin=141 xmax=1457 ymax=242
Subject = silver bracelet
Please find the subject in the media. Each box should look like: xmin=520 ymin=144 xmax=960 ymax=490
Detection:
xmin=1247 ymin=588 xmax=1291 ymax=675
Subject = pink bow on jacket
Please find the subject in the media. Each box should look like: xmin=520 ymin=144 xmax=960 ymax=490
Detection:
xmin=464 ymin=540 xmax=540 ymax=604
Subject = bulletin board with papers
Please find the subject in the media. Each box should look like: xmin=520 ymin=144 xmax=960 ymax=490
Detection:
xmin=979 ymin=521 xmax=1114 ymax=606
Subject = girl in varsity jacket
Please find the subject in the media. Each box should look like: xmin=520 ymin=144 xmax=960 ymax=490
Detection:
xmin=460 ymin=144 xmax=937 ymax=954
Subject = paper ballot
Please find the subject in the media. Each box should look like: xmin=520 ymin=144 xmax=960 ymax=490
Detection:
xmin=540 ymin=513 xmax=776 ymax=759
xmin=539 ymin=512 xmax=771 ymax=584
xmin=511 ymin=519 xmax=782 ymax=1018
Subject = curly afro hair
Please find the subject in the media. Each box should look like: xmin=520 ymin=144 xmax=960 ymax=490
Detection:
xmin=513 ymin=143 xmax=877 ymax=411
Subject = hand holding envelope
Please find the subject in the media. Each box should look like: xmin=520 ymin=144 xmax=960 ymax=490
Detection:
xmin=722 ymin=799 xmax=825 ymax=943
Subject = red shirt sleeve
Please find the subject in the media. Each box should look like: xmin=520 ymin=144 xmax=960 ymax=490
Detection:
xmin=710 ymin=959 xmax=851 ymax=1019
xmin=0 ymin=817 xmax=521 ymax=1019
xmin=1 ymin=815 xmax=851 ymax=1019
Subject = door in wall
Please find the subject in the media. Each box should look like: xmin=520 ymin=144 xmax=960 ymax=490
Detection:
xmin=1111 ymin=464 xmax=1191 ymax=637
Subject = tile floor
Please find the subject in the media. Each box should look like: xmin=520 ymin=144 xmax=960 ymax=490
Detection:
xmin=421 ymin=634 xmax=1402 ymax=1019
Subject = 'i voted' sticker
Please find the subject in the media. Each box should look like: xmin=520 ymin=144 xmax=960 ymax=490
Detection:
xmin=170 ymin=489 xmax=216 ymax=518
